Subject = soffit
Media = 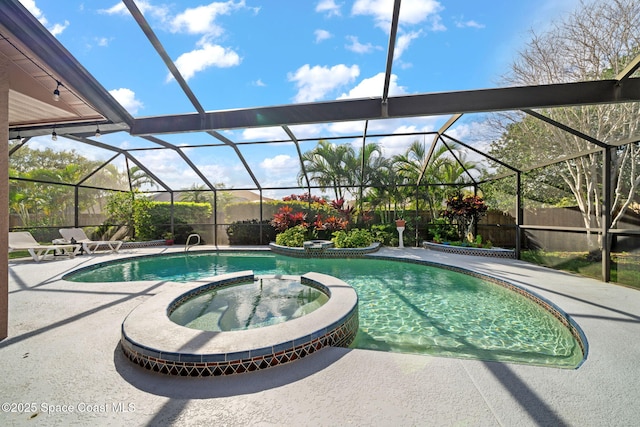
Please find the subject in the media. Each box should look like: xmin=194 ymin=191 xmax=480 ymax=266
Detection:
xmin=0 ymin=29 xmax=105 ymax=129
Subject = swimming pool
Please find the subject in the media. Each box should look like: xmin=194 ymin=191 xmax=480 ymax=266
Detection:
xmin=67 ymin=251 xmax=585 ymax=368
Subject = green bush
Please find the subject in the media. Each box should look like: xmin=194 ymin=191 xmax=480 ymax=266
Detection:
xmin=332 ymin=228 xmax=374 ymax=248
xmin=134 ymin=200 xmax=210 ymax=242
xmin=428 ymin=217 xmax=458 ymax=242
xmin=275 ymin=225 xmax=307 ymax=247
xmin=227 ymin=219 xmax=276 ymax=245
xmin=370 ymin=224 xmax=396 ymax=245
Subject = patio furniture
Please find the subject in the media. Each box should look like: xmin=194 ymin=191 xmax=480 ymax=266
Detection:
xmin=9 ymin=231 xmax=80 ymax=262
xmin=58 ymin=228 xmax=123 ymax=254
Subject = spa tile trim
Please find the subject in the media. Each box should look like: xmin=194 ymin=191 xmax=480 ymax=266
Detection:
xmin=121 ymin=271 xmax=359 ymax=377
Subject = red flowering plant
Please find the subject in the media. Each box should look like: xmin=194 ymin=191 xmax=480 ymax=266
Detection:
xmin=441 ymin=193 xmax=488 ymax=242
xmin=271 ymin=196 xmax=352 ymax=242
xmin=359 ymin=210 xmax=373 ymax=224
xmin=322 ymin=215 xmax=349 ymax=232
xmin=282 ymin=193 xmax=327 ymax=204
xmin=330 ymin=198 xmax=355 ymax=222
xmin=270 ymin=206 xmax=308 ymax=232
xmin=309 ymin=213 xmax=348 ymax=240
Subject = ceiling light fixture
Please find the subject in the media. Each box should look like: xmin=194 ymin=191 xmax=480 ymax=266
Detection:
xmin=95 ymin=125 xmax=101 ymax=138
xmin=53 ymin=81 xmax=61 ymax=101
xmin=51 ymin=127 xmax=57 ymax=141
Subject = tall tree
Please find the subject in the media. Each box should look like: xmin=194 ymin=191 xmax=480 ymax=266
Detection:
xmin=9 ymin=146 xmax=104 ymax=227
xmin=128 ymin=166 xmax=157 ymax=190
xmin=493 ymin=0 xmax=640 ymax=248
xmin=180 ymin=184 xmax=214 ymax=204
xmin=393 ymin=140 xmax=482 ymax=218
xmin=298 ymin=140 xmax=352 ymax=200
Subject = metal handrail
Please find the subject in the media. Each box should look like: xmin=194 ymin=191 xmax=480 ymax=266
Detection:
xmin=185 ymin=233 xmax=201 ymax=252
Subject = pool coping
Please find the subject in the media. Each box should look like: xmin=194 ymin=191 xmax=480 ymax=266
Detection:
xmin=268 ymin=241 xmax=381 ymax=257
xmin=120 ymin=270 xmax=359 ymax=376
xmin=422 ymin=241 xmax=516 ymax=258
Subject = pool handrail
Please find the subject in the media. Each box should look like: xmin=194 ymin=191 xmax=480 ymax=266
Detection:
xmin=185 ymin=233 xmax=201 ymax=252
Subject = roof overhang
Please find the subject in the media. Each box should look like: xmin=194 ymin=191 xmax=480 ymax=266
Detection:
xmin=1 ymin=0 xmax=132 ymax=139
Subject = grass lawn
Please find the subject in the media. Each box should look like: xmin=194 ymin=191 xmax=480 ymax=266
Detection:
xmin=8 ymin=250 xmax=30 ymax=260
xmin=522 ymin=250 xmax=640 ymax=289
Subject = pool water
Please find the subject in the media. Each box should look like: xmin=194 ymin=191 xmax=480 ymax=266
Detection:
xmin=67 ymin=251 xmax=584 ymax=368
xmin=169 ymin=278 xmax=329 ymax=331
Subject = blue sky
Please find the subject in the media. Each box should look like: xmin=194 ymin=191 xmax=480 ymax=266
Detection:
xmin=19 ymin=0 xmax=581 ymax=198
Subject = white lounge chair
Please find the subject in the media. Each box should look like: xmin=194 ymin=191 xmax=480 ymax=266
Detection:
xmin=9 ymin=231 xmax=80 ymax=262
xmin=58 ymin=228 xmax=123 ymax=254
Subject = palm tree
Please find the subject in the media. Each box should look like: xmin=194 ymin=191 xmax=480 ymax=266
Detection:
xmin=364 ymin=164 xmax=402 ymax=223
xmin=298 ymin=140 xmax=354 ymax=200
xmin=129 ymin=166 xmax=156 ymax=190
xmin=392 ymin=140 xmax=482 ymax=219
xmin=179 ymin=184 xmax=214 ymax=204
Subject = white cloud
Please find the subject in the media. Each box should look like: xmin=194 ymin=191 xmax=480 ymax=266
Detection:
xmin=19 ymin=0 xmax=45 ymax=23
xmin=260 ymin=154 xmax=295 ymax=172
xmin=98 ymin=0 xmax=169 ymax=21
xmin=352 ymin=0 xmax=443 ymax=29
xmin=288 ymin=64 xmax=360 ymax=103
xmin=337 ymin=72 xmax=407 ymax=99
xmin=49 ymin=20 xmax=69 ymax=36
xmin=170 ymin=1 xmax=242 ymax=36
xmin=102 ymin=1 xmax=244 ymax=81
xmin=170 ymin=41 xmax=241 ymax=82
xmin=327 ymin=121 xmax=368 ymax=135
xmin=345 ymin=36 xmax=379 ymax=54
xmin=196 ymin=163 xmax=233 ymax=186
xmin=429 ymin=14 xmax=446 ymax=31
xmin=455 ymin=18 xmax=485 ymax=29
xmin=394 ymin=30 xmax=422 ymax=60
xmin=314 ymin=29 xmax=332 ymax=43
xmin=20 ymin=0 xmax=69 ymax=35
xmin=258 ymin=154 xmax=300 ymax=190
xmin=286 ymin=123 xmax=333 ymax=140
xmin=252 ymin=79 xmax=266 ymax=87
xmin=316 ymin=0 xmax=342 ymax=16
xmin=240 ymin=127 xmax=289 ymax=141
xmin=109 ymin=88 xmax=144 ymax=115
xmin=100 ymin=0 xmax=169 ymax=20
xmin=96 ymin=37 xmax=110 ymax=47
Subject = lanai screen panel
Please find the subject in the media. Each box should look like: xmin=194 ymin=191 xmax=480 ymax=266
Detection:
xmin=77 ymin=188 xmax=120 ymax=227
xmin=8 ymin=180 xmax=74 ymax=233
xmin=235 ymin=141 xmax=302 ymax=197
xmin=125 ymin=147 xmax=197 ymax=191
xmin=81 ymin=154 xmax=130 ymax=191
xmin=109 ymin=132 xmax=171 ymax=150
xmin=9 ymin=136 xmax=118 ymax=185
xmin=180 ymin=145 xmax=257 ymax=191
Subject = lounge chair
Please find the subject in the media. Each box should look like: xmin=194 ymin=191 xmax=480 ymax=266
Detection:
xmin=9 ymin=231 xmax=80 ymax=262
xmin=58 ymin=228 xmax=123 ymax=254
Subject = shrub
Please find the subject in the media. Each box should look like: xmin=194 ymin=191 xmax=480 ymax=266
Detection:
xmin=271 ymin=206 xmax=308 ymax=232
xmin=275 ymin=225 xmax=307 ymax=247
xmin=227 ymin=219 xmax=276 ymax=245
xmin=428 ymin=217 xmax=458 ymax=242
xmin=370 ymin=224 xmax=396 ymax=245
xmin=332 ymin=228 xmax=374 ymax=248
xmin=441 ymin=193 xmax=488 ymax=241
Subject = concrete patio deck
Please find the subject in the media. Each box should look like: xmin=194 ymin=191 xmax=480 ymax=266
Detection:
xmin=1 ymin=246 xmax=638 ymax=426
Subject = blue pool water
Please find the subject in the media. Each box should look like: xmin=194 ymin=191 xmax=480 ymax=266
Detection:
xmin=67 ymin=251 xmax=584 ymax=368
xmin=169 ymin=277 xmax=329 ymax=331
